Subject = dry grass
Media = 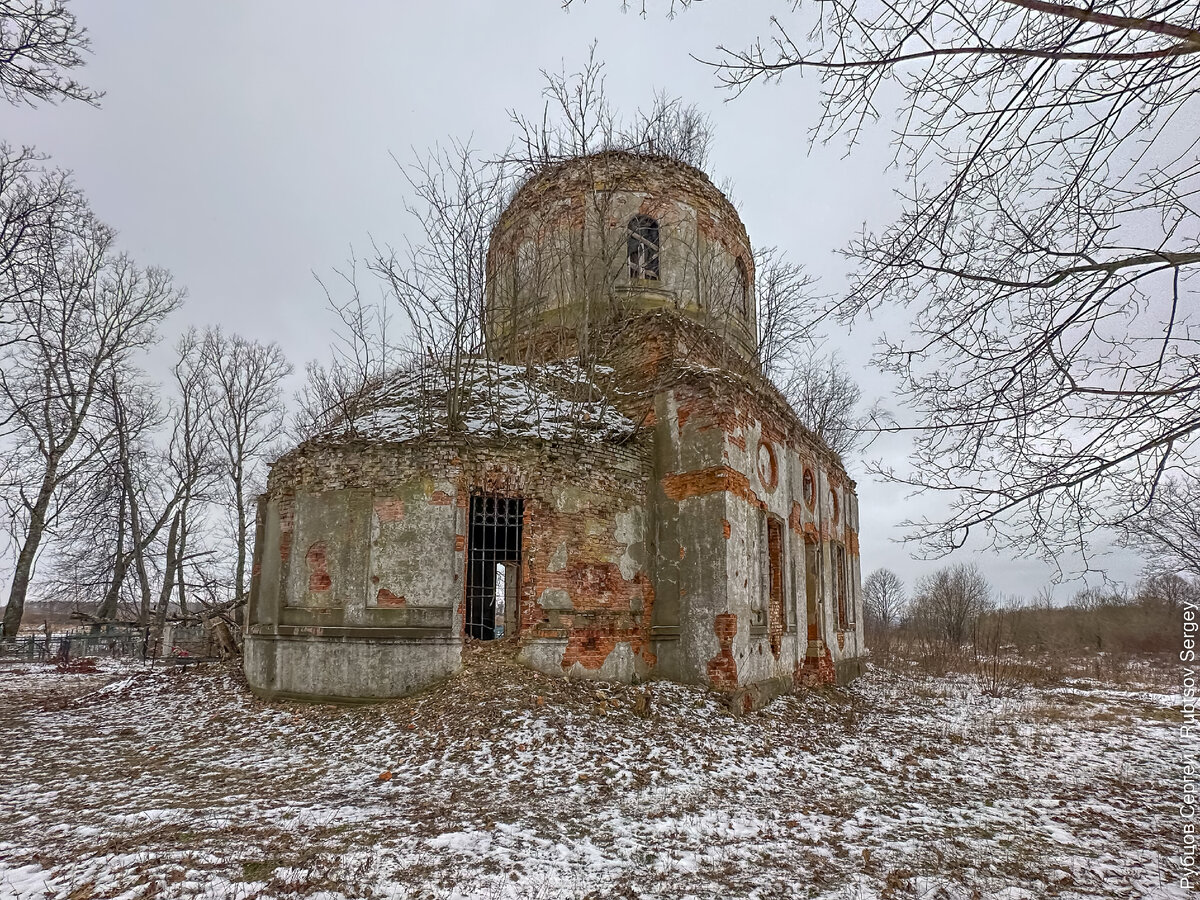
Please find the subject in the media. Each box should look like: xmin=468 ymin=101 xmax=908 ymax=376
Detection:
xmin=0 ymin=645 xmax=1184 ymax=899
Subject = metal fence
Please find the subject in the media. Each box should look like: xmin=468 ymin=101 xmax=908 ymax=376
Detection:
xmin=0 ymin=624 xmax=221 ymax=665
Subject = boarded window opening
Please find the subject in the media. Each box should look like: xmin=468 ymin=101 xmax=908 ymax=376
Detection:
xmin=466 ymin=495 xmax=523 ymax=640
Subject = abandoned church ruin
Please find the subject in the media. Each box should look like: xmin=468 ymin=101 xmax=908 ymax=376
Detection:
xmin=245 ymin=151 xmax=864 ymax=703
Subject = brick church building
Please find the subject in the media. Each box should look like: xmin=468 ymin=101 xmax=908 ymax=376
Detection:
xmin=244 ymin=151 xmax=865 ymax=705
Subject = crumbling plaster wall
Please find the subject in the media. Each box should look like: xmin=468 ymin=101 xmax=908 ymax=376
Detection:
xmin=245 ymin=434 xmax=656 ymax=700
xmin=486 ymin=152 xmax=757 ymax=364
xmin=644 ymin=361 xmax=865 ymax=693
xmin=506 ymin=441 xmax=655 ymax=683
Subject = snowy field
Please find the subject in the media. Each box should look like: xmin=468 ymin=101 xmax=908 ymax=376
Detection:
xmin=0 ymin=646 xmax=1184 ymax=900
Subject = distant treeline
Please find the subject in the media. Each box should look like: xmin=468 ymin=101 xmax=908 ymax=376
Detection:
xmin=863 ymin=565 xmax=1189 ymax=685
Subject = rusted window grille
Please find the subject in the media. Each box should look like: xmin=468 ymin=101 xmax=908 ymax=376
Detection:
xmin=465 ymin=494 xmax=523 ymax=640
xmin=628 ymin=215 xmax=660 ymax=280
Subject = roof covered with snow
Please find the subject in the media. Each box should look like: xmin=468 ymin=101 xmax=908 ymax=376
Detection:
xmin=312 ymin=357 xmax=636 ymax=446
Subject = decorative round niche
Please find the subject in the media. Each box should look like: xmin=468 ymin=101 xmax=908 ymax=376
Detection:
xmin=802 ymin=467 xmax=816 ymax=509
xmin=757 ymin=440 xmax=778 ymax=492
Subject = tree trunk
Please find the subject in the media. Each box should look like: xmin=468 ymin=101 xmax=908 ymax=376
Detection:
xmin=130 ymin=495 xmax=151 ymax=630
xmin=149 ymin=509 xmax=181 ymax=652
xmin=2 ymin=465 xmax=57 ymax=637
xmin=94 ymin=487 xmax=129 ymax=627
xmin=175 ymin=495 xmax=190 ymax=616
xmin=234 ymin=462 xmax=247 ymax=602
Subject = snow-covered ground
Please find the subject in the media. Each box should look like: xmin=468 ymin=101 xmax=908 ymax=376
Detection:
xmin=0 ymin=647 xmax=1184 ymax=899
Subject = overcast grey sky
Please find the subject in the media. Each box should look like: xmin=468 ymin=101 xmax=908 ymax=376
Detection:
xmin=2 ymin=0 xmax=1146 ymax=599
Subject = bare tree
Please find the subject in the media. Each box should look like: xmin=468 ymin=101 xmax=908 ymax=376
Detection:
xmin=754 ymin=245 xmax=818 ymax=382
xmin=0 ymin=0 xmax=101 ymax=106
xmin=1118 ymin=478 xmax=1200 ymax=580
xmin=778 ymin=353 xmax=868 ymax=458
xmin=200 ymin=328 xmax=290 ymax=604
xmin=0 ymin=218 xmax=181 ymax=635
xmin=909 ymin=563 xmax=992 ymax=649
xmin=0 ymin=144 xmax=91 ymax=337
xmin=1136 ymin=570 xmax=1200 ymax=615
xmin=293 ymin=265 xmax=397 ymax=441
xmin=863 ymin=567 xmax=906 ymax=631
xmin=619 ymin=0 xmax=1200 ymax=563
xmin=86 ymin=368 xmax=171 ymax=627
xmin=509 ymin=43 xmax=617 ymax=170
xmin=509 ymin=44 xmax=717 ymax=172
xmin=369 ymin=141 xmax=512 ymax=429
xmin=159 ymin=329 xmax=222 ymax=622
xmin=627 ymin=89 xmax=714 ymax=169
xmin=45 ymin=334 xmax=224 ymax=642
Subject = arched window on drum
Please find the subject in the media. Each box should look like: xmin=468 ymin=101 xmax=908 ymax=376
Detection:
xmin=627 ymin=215 xmax=660 ymax=281
xmin=734 ymin=255 xmax=749 ymax=316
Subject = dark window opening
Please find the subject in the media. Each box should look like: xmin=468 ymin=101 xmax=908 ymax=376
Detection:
xmin=466 ymin=495 xmax=523 ymax=640
xmin=628 ymin=215 xmax=660 ymax=280
xmin=734 ymin=256 xmax=749 ymax=316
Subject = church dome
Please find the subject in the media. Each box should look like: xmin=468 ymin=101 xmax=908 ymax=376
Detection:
xmin=485 ymin=151 xmax=757 ymax=364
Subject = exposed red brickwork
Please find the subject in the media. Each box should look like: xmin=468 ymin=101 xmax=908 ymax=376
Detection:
xmin=797 ymin=647 xmax=837 ymax=686
xmin=485 ymin=152 xmax=758 ymax=366
xmin=767 ymin=518 xmax=785 ymax=659
xmin=789 ymin=501 xmax=804 ymax=536
xmin=507 ymin=476 xmax=657 ymax=671
xmin=278 ymin=495 xmax=295 ymax=564
xmin=373 ymin=497 xmax=405 ymax=523
xmin=707 ymin=613 xmax=739 ymax=689
xmin=305 ymin=542 xmax=331 ymax=592
xmin=258 ymin=303 xmax=865 ymax=695
xmin=376 ymin=588 xmax=406 ymax=607
xmin=847 ymin=530 xmax=860 ymax=556
xmin=660 ymin=465 xmax=765 ymax=511
xmin=757 ymin=440 xmax=779 ymax=492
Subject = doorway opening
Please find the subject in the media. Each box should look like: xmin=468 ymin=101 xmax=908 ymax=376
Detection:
xmin=465 ymin=494 xmax=523 ymax=640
